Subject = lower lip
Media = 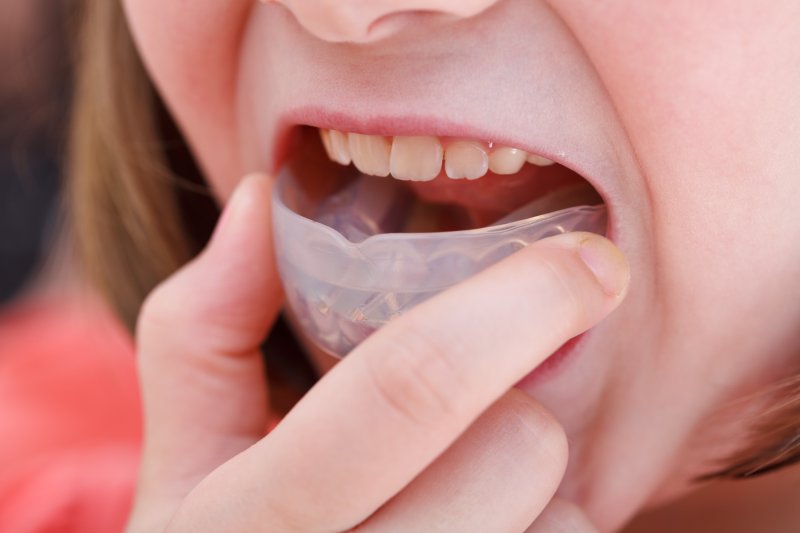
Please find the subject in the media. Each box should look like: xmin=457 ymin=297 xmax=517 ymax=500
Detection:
xmin=515 ymin=331 xmax=588 ymax=389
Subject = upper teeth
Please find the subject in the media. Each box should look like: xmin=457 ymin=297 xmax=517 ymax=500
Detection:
xmin=319 ymin=129 xmax=555 ymax=182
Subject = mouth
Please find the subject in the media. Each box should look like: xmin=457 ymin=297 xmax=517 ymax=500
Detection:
xmin=283 ymin=124 xmax=605 ymax=233
xmin=275 ymin=122 xmax=608 ymax=370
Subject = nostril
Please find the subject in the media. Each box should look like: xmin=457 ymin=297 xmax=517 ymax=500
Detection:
xmin=261 ymin=0 xmax=501 ymax=44
xmin=365 ymin=10 xmax=461 ymax=42
xmin=269 ymin=0 xmax=376 ymax=44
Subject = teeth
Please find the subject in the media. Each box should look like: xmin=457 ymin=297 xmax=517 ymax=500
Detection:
xmin=444 ymin=141 xmax=489 ymax=180
xmin=527 ymin=154 xmax=555 ymax=167
xmin=319 ymin=128 xmax=558 ymax=179
xmin=390 ymin=136 xmax=443 ymax=181
xmin=489 ymin=147 xmax=527 ymax=175
xmin=323 ymin=129 xmax=351 ymax=165
xmin=348 ymin=133 xmax=391 ymax=177
xmin=320 ymin=129 xmax=335 ymax=160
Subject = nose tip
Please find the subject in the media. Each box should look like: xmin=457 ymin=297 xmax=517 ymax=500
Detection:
xmin=262 ymin=0 xmax=499 ymax=43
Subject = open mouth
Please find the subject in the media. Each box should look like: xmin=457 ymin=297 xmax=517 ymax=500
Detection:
xmin=275 ymin=125 xmax=608 ymax=359
xmin=286 ymin=125 xmax=604 ymax=234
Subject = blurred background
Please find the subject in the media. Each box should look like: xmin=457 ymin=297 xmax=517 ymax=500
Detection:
xmin=0 ymin=2 xmax=141 ymax=531
xmin=0 ymin=1 xmax=318 ymax=529
xmin=0 ymin=0 xmax=66 ymax=302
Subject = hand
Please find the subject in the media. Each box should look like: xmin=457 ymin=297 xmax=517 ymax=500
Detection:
xmin=126 ymin=173 xmax=628 ymax=532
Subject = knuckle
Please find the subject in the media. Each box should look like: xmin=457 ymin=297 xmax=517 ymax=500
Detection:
xmin=256 ymin=497 xmax=313 ymax=533
xmin=136 ymin=284 xmax=171 ymax=341
xmin=137 ymin=281 xmax=180 ymax=342
xmin=506 ymin=394 xmax=568 ymax=472
xmin=365 ymin=319 xmax=466 ymax=430
xmin=136 ymin=277 xmax=196 ymax=361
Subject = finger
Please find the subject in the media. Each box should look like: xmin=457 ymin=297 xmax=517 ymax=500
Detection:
xmin=173 ymin=232 xmax=629 ymax=532
xmin=131 ymin=174 xmax=283 ymax=520
xmin=358 ymin=389 xmax=568 ymax=532
xmin=524 ymin=499 xmax=598 ymax=533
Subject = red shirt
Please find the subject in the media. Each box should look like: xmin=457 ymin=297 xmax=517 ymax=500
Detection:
xmin=0 ymin=294 xmax=141 ymax=532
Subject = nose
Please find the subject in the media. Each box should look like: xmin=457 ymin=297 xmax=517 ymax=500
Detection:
xmin=263 ymin=0 xmax=500 ymax=43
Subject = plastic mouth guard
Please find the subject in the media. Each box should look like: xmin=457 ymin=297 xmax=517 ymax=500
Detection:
xmin=272 ymin=166 xmax=607 ymax=358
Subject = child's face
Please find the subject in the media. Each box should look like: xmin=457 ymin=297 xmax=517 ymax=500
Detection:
xmin=124 ymin=0 xmax=800 ymax=527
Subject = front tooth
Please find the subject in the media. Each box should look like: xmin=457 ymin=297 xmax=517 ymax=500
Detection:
xmin=390 ymin=136 xmax=443 ymax=181
xmin=445 ymin=140 xmax=489 ymax=180
xmin=348 ymin=133 xmax=391 ymax=176
xmin=527 ymin=154 xmax=555 ymax=167
xmin=489 ymin=147 xmax=527 ymax=175
xmin=328 ymin=130 xmax=352 ymax=165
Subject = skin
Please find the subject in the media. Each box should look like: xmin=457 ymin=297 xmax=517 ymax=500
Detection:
xmin=122 ymin=0 xmax=800 ymax=531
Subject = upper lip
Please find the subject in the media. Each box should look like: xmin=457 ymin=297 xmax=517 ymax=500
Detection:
xmin=272 ymin=107 xmax=570 ymax=165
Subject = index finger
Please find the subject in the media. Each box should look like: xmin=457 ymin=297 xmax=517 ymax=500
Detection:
xmin=177 ymin=232 xmax=629 ymax=531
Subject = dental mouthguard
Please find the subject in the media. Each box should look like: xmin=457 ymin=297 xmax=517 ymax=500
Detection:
xmin=272 ymin=166 xmax=607 ymax=358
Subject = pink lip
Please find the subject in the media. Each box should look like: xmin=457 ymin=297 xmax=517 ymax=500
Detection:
xmin=516 ymin=332 xmax=590 ymax=389
xmin=276 ymin=106 xmax=569 ymax=152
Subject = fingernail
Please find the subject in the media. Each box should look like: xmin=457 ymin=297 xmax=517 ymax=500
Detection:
xmin=577 ymin=235 xmax=630 ymax=297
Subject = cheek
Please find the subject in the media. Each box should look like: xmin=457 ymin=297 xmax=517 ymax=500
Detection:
xmin=122 ymin=0 xmax=253 ymax=199
xmin=557 ymin=1 xmax=800 ymax=285
xmin=555 ymin=0 xmax=800 ymax=372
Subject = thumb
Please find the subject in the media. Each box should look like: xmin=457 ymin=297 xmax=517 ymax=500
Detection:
xmin=132 ymin=173 xmax=284 ymax=518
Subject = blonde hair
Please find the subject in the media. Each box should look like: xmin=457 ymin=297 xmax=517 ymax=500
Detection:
xmin=68 ymin=0 xmax=208 ymax=330
xmin=68 ymin=0 xmax=799 ymax=480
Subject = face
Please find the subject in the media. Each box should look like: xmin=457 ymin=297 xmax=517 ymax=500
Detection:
xmin=123 ymin=0 xmax=800 ymax=529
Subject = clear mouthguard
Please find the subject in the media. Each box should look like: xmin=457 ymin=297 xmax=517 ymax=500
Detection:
xmin=272 ymin=166 xmax=607 ymax=358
